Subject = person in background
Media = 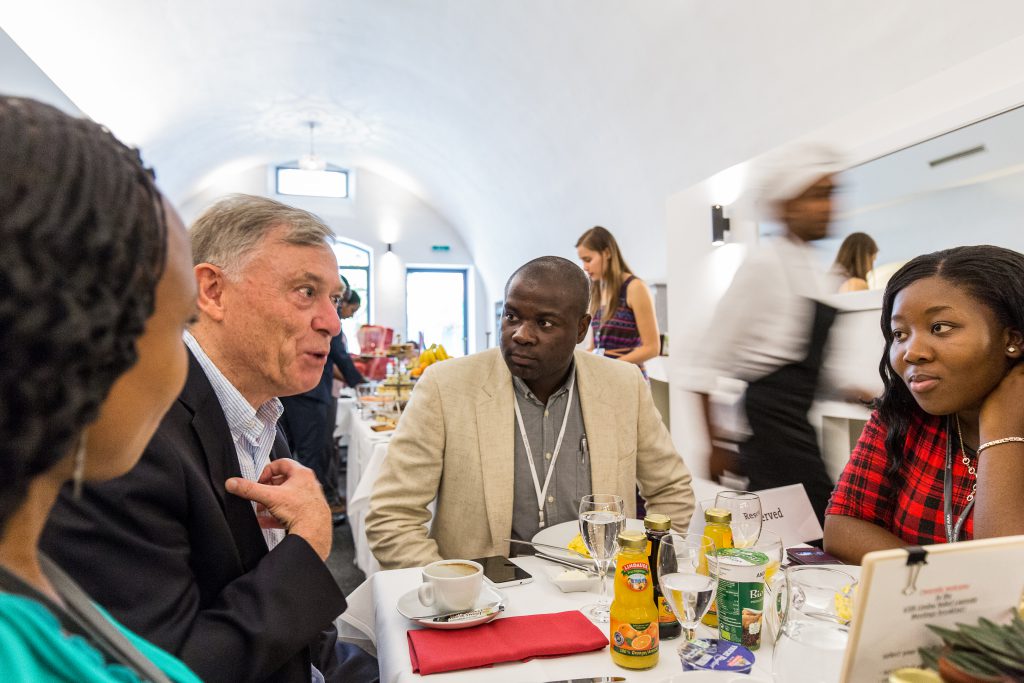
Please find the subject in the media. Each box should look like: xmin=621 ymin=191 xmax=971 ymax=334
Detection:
xmin=333 ymin=278 xmax=367 ymax=388
xmin=43 ymin=194 xmax=378 ymax=683
xmin=825 ymin=246 xmax=1024 ymax=563
xmin=576 ymin=226 xmax=661 ymax=372
xmin=366 ymin=256 xmax=694 ymax=569
xmin=0 ymin=96 xmax=200 ymax=681
xmin=833 ymin=231 xmax=878 ymax=293
xmin=689 ymin=146 xmax=842 ymax=525
xmin=281 ymin=275 xmax=366 ymax=518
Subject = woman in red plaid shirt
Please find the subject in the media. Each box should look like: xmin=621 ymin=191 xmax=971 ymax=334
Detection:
xmin=825 ymin=245 xmax=1024 ymax=564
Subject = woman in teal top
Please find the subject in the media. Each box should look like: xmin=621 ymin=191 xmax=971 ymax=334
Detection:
xmin=0 ymin=97 xmax=201 ymax=683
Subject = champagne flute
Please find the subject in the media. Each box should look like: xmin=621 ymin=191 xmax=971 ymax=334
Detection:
xmin=578 ymin=493 xmax=625 ymax=623
xmin=658 ymin=532 xmax=717 ymax=644
xmin=715 ymin=490 xmax=762 ymax=547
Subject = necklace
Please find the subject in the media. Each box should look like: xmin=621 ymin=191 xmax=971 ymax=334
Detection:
xmin=954 ymin=414 xmax=978 ymax=503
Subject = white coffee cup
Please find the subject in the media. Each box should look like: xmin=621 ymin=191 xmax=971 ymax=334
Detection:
xmin=417 ymin=559 xmax=483 ymax=613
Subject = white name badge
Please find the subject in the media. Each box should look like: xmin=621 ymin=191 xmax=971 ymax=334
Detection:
xmin=686 ymin=483 xmax=823 ymax=548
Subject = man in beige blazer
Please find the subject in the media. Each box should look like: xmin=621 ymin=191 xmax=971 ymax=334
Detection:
xmin=366 ymin=257 xmax=694 ymax=569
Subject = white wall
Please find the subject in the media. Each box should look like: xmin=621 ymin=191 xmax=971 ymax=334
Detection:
xmin=0 ymin=28 xmax=79 ymax=114
xmin=665 ymin=34 xmax=1024 ymax=478
xmin=178 ymin=165 xmax=488 ymax=353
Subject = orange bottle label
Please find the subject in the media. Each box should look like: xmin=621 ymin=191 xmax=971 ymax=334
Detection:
xmin=657 ymin=596 xmax=678 ymax=624
xmin=610 ymin=618 xmax=659 ymax=657
xmin=620 ymin=561 xmax=650 ymax=591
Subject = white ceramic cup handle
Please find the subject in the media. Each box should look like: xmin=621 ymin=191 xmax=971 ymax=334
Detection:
xmin=418 ymin=582 xmax=436 ymax=606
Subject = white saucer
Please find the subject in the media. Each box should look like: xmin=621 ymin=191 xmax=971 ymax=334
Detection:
xmin=396 ymin=583 xmax=505 ymax=630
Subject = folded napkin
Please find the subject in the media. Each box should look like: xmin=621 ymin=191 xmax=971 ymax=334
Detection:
xmin=408 ymin=610 xmax=608 ymax=675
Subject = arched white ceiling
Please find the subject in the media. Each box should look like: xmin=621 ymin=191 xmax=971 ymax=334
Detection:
xmin=4 ymin=1 xmax=1024 ymax=299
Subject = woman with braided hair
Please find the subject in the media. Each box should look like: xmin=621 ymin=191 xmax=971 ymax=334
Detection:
xmin=0 ymin=97 xmax=201 ymax=681
xmin=825 ymin=245 xmax=1024 ymax=563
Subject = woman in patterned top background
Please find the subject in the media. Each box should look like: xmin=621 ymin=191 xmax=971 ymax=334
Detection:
xmin=576 ymin=226 xmax=661 ymax=375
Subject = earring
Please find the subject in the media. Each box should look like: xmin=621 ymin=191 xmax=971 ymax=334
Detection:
xmin=1010 ymin=346 xmax=1018 ymax=354
xmin=72 ymin=433 xmax=88 ymax=500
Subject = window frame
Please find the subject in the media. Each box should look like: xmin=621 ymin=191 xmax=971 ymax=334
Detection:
xmin=405 ymin=266 xmax=469 ymax=356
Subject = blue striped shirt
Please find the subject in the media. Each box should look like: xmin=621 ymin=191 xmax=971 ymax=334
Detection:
xmin=184 ymin=332 xmax=286 ymax=550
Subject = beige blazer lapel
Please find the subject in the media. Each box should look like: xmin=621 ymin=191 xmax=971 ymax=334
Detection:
xmin=575 ymin=351 xmax=620 ymax=496
xmin=476 ymin=351 xmax=516 ymax=548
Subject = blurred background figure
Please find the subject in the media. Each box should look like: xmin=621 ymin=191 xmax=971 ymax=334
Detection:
xmin=832 ymin=231 xmax=878 ymax=292
xmin=692 ymin=145 xmax=843 ymax=525
xmin=576 ymin=226 xmax=660 ymax=373
xmin=0 ymin=96 xmax=200 ymax=681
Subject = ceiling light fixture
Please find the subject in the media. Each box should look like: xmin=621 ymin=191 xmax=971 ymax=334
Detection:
xmin=298 ymin=121 xmax=327 ymax=172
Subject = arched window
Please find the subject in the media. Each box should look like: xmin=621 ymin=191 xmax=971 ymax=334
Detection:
xmin=333 ymin=240 xmax=371 ymax=354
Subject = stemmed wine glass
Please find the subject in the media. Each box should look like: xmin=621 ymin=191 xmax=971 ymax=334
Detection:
xmin=715 ymin=490 xmax=762 ymax=548
xmin=657 ymin=532 xmax=717 ymax=645
xmin=578 ymin=493 xmax=625 ymax=623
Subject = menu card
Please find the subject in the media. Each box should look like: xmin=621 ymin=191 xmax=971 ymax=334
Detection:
xmin=842 ymin=534 xmax=1024 ymax=682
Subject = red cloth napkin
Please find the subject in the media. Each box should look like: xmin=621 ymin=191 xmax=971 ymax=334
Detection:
xmin=408 ymin=610 xmax=609 ymax=675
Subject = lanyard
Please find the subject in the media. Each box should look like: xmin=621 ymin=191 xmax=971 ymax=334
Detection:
xmin=513 ymin=373 xmax=576 ymax=529
xmin=943 ymin=415 xmax=975 ymax=544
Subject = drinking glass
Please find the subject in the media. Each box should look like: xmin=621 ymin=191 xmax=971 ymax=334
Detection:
xmin=578 ymin=493 xmax=625 ymax=623
xmin=715 ymin=490 xmax=762 ymax=547
xmin=657 ymin=532 xmax=717 ymax=645
xmin=751 ymin=530 xmax=784 ymax=583
xmin=750 ymin=530 xmax=785 ymax=641
xmin=356 ymin=383 xmax=376 ymax=419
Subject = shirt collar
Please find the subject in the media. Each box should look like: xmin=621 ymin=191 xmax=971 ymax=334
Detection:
xmin=183 ymin=331 xmax=283 ymax=444
xmin=512 ymin=357 xmax=576 ymax=406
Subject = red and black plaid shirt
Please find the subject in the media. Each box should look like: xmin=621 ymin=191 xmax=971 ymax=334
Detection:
xmin=827 ymin=410 xmax=975 ymax=545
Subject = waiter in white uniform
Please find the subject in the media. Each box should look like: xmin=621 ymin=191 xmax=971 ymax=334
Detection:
xmin=691 ymin=147 xmax=842 ymax=525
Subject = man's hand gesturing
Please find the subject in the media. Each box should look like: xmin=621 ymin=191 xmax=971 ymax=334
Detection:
xmin=226 ymin=458 xmax=332 ymax=561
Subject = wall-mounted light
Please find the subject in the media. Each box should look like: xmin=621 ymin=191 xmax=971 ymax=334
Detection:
xmin=386 ymin=243 xmax=393 ymax=253
xmin=711 ymin=204 xmax=731 ymax=246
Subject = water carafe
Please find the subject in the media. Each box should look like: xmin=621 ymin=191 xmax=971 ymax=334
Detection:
xmin=769 ymin=565 xmax=857 ymax=683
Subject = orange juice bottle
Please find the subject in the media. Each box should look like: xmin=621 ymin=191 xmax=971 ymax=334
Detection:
xmin=701 ymin=507 xmax=733 ymax=628
xmin=609 ymin=530 xmax=659 ymax=670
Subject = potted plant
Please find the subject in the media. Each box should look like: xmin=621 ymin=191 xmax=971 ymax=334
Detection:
xmin=917 ymin=611 xmax=1024 ymax=682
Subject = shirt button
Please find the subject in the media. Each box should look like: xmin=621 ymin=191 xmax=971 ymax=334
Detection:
xmin=548 ymin=496 xmax=555 ymax=503
xmin=544 ymin=452 xmax=552 ymax=460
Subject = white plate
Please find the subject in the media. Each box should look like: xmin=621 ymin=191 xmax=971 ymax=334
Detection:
xmin=531 ymin=518 xmax=646 ymax=567
xmin=396 ymin=583 xmax=505 ymax=630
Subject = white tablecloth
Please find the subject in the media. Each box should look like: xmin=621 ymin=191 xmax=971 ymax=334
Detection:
xmin=343 ymin=405 xmax=394 ymax=574
xmin=338 ymin=555 xmax=776 ymax=683
xmin=334 ymin=395 xmax=356 ymax=444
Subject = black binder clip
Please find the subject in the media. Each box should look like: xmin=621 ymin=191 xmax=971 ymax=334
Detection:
xmin=902 ymin=545 xmax=928 ymax=596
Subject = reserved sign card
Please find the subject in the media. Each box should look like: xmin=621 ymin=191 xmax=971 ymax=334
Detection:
xmin=687 ymin=483 xmax=823 ymax=547
xmin=842 ymin=535 xmax=1024 ymax=682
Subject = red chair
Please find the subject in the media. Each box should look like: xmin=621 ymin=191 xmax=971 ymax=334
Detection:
xmin=357 ymin=325 xmax=394 ymax=354
xmin=353 ymin=326 xmax=394 ymax=380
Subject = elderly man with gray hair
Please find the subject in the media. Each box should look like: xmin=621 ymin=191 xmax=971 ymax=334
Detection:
xmin=43 ymin=194 xmax=378 ymax=683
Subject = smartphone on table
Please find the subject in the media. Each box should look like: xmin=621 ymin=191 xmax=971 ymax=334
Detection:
xmin=786 ymin=546 xmax=843 ymax=565
xmin=472 ymin=555 xmax=534 ymax=587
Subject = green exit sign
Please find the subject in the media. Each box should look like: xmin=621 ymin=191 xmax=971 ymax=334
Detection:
xmin=431 ymin=245 xmax=450 ymax=252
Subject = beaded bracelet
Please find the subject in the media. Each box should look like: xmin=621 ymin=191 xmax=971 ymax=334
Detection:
xmin=977 ymin=436 xmax=1024 ymax=455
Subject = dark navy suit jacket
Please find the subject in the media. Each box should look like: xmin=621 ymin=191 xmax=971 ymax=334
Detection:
xmin=42 ymin=351 xmax=348 ymax=683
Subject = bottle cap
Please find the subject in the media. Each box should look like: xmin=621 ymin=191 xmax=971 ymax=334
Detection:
xmin=618 ymin=530 xmax=647 ymax=550
xmin=644 ymin=513 xmax=671 ymax=531
xmin=705 ymin=507 xmax=732 ymax=524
